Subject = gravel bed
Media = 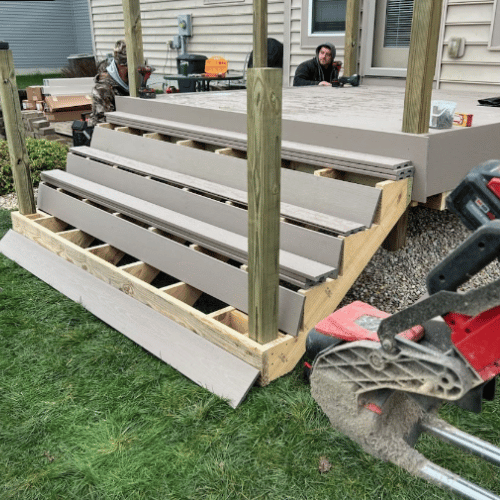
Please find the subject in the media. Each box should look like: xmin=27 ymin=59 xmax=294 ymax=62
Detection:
xmin=0 ymin=194 xmax=497 ymax=313
xmin=0 ymin=188 xmax=37 ymax=210
xmin=339 ymin=205 xmax=500 ymax=314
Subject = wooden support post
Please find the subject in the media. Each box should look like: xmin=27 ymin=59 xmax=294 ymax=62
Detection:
xmin=402 ymin=0 xmax=443 ymax=134
xmin=382 ymin=207 xmax=409 ymax=251
xmin=253 ymin=0 xmax=267 ymax=68
xmin=344 ymin=0 xmax=360 ymax=76
xmin=247 ymin=68 xmax=282 ymax=344
xmin=122 ymin=0 xmax=144 ymax=98
xmin=0 ymin=43 xmax=36 ymax=215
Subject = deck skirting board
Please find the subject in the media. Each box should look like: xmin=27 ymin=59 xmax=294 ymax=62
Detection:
xmin=36 ymin=184 xmax=305 ymax=336
xmin=0 ymin=229 xmax=260 ymax=408
xmin=87 ymin=126 xmax=381 ymax=228
xmin=65 ymin=153 xmax=343 ymax=273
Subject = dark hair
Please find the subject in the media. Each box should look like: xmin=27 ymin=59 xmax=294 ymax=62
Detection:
xmin=248 ymin=38 xmax=284 ymax=69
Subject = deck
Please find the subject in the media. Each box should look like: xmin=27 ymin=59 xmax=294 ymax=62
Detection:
xmin=155 ymin=85 xmax=500 ymax=202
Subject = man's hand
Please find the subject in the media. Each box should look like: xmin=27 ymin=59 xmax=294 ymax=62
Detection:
xmin=318 ymin=81 xmax=331 ymax=86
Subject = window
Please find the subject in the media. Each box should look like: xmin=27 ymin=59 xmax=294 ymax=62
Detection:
xmin=383 ymin=0 xmax=413 ymax=48
xmin=301 ymin=0 xmax=346 ymax=48
xmin=311 ymin=0 xmax=346 ymax=33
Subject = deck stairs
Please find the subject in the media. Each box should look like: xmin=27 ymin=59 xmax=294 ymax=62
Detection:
xmin=0 ymin=109 xmax=412 ymax=407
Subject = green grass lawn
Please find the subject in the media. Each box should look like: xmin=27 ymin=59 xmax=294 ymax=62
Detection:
xmin=16 ymin=73 xmax=63 ymax=90
xmin=0 ymin=208 xmax=499 ymax=499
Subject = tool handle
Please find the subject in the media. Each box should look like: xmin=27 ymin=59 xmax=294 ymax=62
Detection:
xmin=427 ymin=220 xmax=500 ymax=294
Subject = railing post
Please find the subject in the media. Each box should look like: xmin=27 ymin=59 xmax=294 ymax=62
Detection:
xmin=0 ymin=42 xmax=36 ymax=215
xmin=122 ymin=0 xmax=144 ymax=98
xmin=247 ymin=0 xmax=282 ymax=344
xmin=402 ymin=0 xmax=443 ymax=134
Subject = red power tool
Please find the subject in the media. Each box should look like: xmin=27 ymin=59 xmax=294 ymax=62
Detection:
xmin=137 ymin=65 xmax=156 ymax=99
xmin=307 ymin=163 xmax=500 ymax=499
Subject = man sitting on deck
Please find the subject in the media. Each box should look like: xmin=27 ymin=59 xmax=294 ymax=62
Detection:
xmin=88 ymin=40 xmax=130 ymax=127
xmin=293 ymin=43 xmax=338 ymax=87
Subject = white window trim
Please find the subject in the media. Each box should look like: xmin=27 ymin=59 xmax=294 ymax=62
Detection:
xmin=301 ymin=0 xmax=345 ymax=49
xmin=489 ymin=0 xmax=500 ymax=50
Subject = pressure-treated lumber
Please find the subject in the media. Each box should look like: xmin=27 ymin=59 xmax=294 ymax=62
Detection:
xmin=65 ymin=153 xmax=343 ymax=274
xmin=122 ymin=0 xmax=144 ymax=98
xmin=37 ymin=184 xmax=305 ymax=336
xmin=344 ymin=0 xmax=360 ymax=76
xmin=0 ymin=230 xmax=259 ymax=408
xmin=299 ymin=178 xmax=411 ymax=334
xmin=402 ymin=0 xmax=443 ymax=134
xmin=41 ymin=170 xmax=335 ymax=286
xmin=253 ymin=0 xmax=267 ymax=68
xmin=8 ymin=175 xmax=408 ymax=384
xmin=9 ymin=211 xmax=302 ymax=385
xmin=0 ymin=47 xmax=36 ymax=214
xmin=247 ymin=67 xmax=282 ymax=343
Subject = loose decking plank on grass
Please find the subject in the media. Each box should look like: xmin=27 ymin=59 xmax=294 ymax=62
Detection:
xmin=37 ymin=184 xmax=305 ymax=336
xmin=0 ymin=229 xmax=260 ymax=408
xmin=41 ymin=170 xmax=335 ymax=286
xmin=87 ymin=126 xmax=381 ymax=228
xmin=65 ymin=153 xmax=343 ymax=274
xmin=71 ymin=145 xmax=364 ymax=235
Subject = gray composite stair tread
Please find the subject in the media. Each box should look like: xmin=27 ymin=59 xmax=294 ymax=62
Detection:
xmin=42 ymin=169 xmax=336 ymax=286
xmin=65 ymin=153 xmax=343 ymax=275
xmin=37 ymin=184 xmax=305 ymax=336
xmin=0 ymin=229 xmax=260 ymax=408
xmin=88 ymin=126 xmax=381 ymax=228
xmin=71 ymin=143 xmax=366 ymax=235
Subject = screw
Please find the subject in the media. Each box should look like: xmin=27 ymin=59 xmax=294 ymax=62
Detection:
xmin=382 ymin=339 xmax=393 ymax=352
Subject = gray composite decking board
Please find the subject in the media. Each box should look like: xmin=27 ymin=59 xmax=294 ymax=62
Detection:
xmin=66 ymin=153 xmax=343 ymax=274
xmin=106 ymin=112 xmax=409 ymax=179
xmin=0 ymin=230 xmax=259 ymax=408
xmin=37 ymin=184 xmax=305 ymax=336
xmin=71 ymin=145 xmax=365 ymax=235
xmin=113 ymin=97 xmax=412 ymax=171
xmin=88 ymin=126 xmax=381 ymax=228
xmin=42 ymin=170 xmax=335 ymax=285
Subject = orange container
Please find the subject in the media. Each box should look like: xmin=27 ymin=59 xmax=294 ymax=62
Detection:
xmin=204 ymin=56 xmax=228 ymax=77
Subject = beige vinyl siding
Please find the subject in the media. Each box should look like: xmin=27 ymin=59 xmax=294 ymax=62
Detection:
xmin=89 ymin=0 xmax=285 ymax=75
xmin=438 ymin=0 xmax=500 ymax=91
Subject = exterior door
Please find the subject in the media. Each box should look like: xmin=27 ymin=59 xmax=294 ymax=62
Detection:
xmin=362 ymin=0 xmax=414 ymax=76
xmin=373 ymin=0 xmax=413 ymax=68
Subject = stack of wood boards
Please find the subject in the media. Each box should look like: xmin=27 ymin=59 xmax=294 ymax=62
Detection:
xmin=3 ymin=120 xmax=411 ymax=400
xmin=105 ymin=96 xmax=414 ymax=181
xmin=42 ymin=77 xmax=94 ymax=96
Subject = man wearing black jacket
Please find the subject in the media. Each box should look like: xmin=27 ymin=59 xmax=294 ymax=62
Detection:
xmin=293 ymin=43 xmax=338 ymax=86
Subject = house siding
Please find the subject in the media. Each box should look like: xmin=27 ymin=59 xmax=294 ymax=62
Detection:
xmin=0 ymin=0 xmax=93 ymax=73
xmin=437 ymin=0 xmax=500 ymax=92
xmin=89 ymin=0 xmax=285 ymax=75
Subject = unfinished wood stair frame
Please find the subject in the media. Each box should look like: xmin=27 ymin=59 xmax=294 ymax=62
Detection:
xmin=9 ymin=174 xmax=410 ymax=386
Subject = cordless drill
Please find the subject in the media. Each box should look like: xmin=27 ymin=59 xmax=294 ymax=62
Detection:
xmin=137 ymin=65 xmax=156 ymax=99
